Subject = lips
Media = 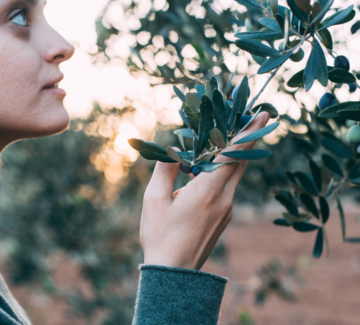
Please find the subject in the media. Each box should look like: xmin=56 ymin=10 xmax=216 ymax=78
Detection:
xmin=43 ymin=74 xmax=64 ymax=89
xmin=42 ymin=74 xmax=66 ymax=97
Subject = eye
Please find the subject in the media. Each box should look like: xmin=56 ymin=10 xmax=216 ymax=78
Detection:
xmin=11 ymin=10 xmax=28 ymax=27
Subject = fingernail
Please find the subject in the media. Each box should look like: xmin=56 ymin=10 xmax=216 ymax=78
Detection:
xmin=262 ymin=113 xmax=270 ymax=126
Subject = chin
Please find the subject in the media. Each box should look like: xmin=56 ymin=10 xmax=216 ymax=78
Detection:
xmin=37 ymin=106 xmax=71 ymax=137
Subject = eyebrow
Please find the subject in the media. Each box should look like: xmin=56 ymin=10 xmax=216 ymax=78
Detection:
xmin=25 ymin=0 xmax=39 ymax=5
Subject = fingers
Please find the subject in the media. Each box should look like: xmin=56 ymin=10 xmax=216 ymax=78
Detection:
xmin=198 ymin=112 xmax=270 ymax=189
xmin=224 ymin=112 xmax=270 ymax=191
xmin=146 ymin=155 xmax=180 ymax=203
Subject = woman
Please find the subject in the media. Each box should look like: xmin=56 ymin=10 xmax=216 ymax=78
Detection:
xmin=0 ymin=0 xmax=270 ymax=324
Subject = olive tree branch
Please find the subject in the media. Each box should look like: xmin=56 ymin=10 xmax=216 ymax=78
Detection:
xmin=244 ymin=66 xmax=280 ymax=113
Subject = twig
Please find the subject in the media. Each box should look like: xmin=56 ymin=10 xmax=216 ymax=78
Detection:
xmin=244 ymin=66 xmax=280 ymax=113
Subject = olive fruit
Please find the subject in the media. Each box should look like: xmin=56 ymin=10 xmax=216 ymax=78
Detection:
xmin=180 ymin=163 xmax=193 ymax=174
xmin=290 ymin=48 xmax=305 ymax=62
xmin=232 ymin=84 xmax=251 ymax=100
xmin=346 ymin=125 xmax=360 ymax=144
xmin=192 ymin=166 xmax=202 ymax=177
xmin=318 ymin=93 xmax=336 ymax=111
xmin=239 ymin=115 xmax=252 ymax=129
xmin=334 ymin=55 xmax=350 ymax=71
xmin=349 ymin=83 xmax=357 ymax=93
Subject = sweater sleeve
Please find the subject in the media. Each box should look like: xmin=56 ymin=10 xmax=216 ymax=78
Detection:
xmin=132 ymin=264 xmax=227 ymax=325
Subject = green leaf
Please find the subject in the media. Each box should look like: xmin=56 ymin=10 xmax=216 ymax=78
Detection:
xmin=309 ymin=159 xmax=322 ymax=192
xmin=300 ymin=193 xmax=319 ymax=218
xmin=318 ymin=5 xmax=354 ymax=31
xmin=194 ymin=160 xmax=239 ymax=172
xmin=283 ymin=212 xmax=299 ymax=225
xmin=273 ymin=219 xmax=291 ymax=226
xmin=198 ymin=96 xmax=214 ymax=152
xmin=128 ymin=139 xmax=176 ymax=163
xmin=287 ymin=0 xmax=310 ymax=23
xmin=173 ymin=129 xmax=186 ymax=151
xmin=174 ymin=128 xmax=193 ymax=139
xmin=322 ymin=154 xmax=344 ymax=177
xmin=337 ymin=110 xmax=360 ymax=121
xmin=345 ymin=238 xmax=360 ymax=243
xmin=195 ymin=84 xmax=205 ymax=96
xmin=319 ymin=196 xmax=330 ymax=224
xmin=221 ymin=150 xmax=272 ymax=160
xmin=233 ymin=122 xmax=280 ymax=145
xmin=311 ymin=0 xmax=333 ymax=25
xmin=167 ymin=147 xmax=187 ymax=164
xmin=287 ymin=69 xmax=305 ymax=87
xmin=304 ymin=46 xmax=317 ymax=91
xmin=212 ymin=90 xmax=228 ymax=139
xmin=314 ymin=39 xmax=328 ymax=87
xmin=229 ymin=76 xmax=249 ymax=130
xmin=275 ymin=194 xmax=299 ymax=217
xmin=337 ymin=197 xmax=346 ymax=242
xmin=210 ymin=76 xmax=218 ymax=95
xmin=318 ymin=101 xmax=360 ymax=119
xmin=294 ymin=171 xmax=318 ymax=196
xmin=182 ymin=103 xmax=200 ymax=133
xmin=258 ymin=51 xmax=293 ymax=74
xmin=138 ymin=149 xmax=177 ymax=163
xmin=275 ymin=13 xmax=285 ymax=35
xmin=328 ymin=68 xmax=356 ymax=83
xmin=293 ymin=222 xmax=319 ymax=232
xmin=234 ymin=31 xmax=284 ymax=41
xmin=348 ymin=160 xmax=360 ymax=180
xmin=312 ymin=228 xmax=324 ymax=258
xmin=179 ymin=109 xmax=191 ymax=128
xmin=252 ymin=54 xmax=267 ymax=65
xmin=128 ymin=138 xmax=168 ymax=155
xmin=210 ymin=128 xmax=226 ymax=149
xmin=269 ymin=0 xmax=278 ymax=14
xmin=321 ymin=137 xmax=353 ymax=159
xmin=318 ymin=28 xmax=333 ymax=50
xmin=235 ymin=39 xmax=280 ymax=57
xmin=259 ymin=18 xmax=281 ymax=32
xmin=251 ymin=103 xmax=279 ymax=118
xmin=173 ymin=86 xmax=186 ymax=102
xmin=205 ymin=80 xmax=211 ymax=98
xmin=234 ymin=0 xmax=261 ymax=10
xmin=185 ymin=93 xmax=201 ymax=114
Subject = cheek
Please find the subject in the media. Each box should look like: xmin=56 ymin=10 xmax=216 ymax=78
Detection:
xmin=0 ymin=39 xmax=69 ymax=138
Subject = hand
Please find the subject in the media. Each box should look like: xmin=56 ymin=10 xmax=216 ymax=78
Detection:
xmin=140 ymin=112 xmax=270 ymax=270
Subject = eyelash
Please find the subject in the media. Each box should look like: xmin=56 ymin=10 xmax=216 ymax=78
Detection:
xmin=10 ymin=8 xmax=30 ymax=27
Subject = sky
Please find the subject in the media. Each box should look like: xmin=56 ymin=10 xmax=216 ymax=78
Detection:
xmin=44 ymin=0 xmax=131 ymax=118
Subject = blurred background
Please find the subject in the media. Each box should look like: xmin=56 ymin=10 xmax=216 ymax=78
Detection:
xmin=0 ymin=0 xmax=359 ymax=324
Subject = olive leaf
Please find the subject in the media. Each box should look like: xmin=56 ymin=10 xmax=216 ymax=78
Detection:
xmin=251 ymin=103 xmax=279 ymax=118
xmin=210 ymin=128 xmax=226 ymax=149
xmin=300 ymin=193 xmax=319 ymax=219
xmin=321 ymin=154 xmax=344 ymax=177
xmin=233 ymin=122 xmax=280 ymax=145
xmin=185 ymin=93 xmax=201 ymax=114
xmin=221 ymin=150 xmax=272 ymax=160
xmin=318 ymin=101 xmax=360 ymax=119
xmin=235 ymin=39 xmax=280 ymax=57
xmin=319 ymin=196 xmax=330 ymax=224
xmin=312 ymin=228 xmax=324 ymax=258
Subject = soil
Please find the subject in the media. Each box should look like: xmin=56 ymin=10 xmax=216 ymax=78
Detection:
xmin=1 ymin=198 xmax=360 ymax=325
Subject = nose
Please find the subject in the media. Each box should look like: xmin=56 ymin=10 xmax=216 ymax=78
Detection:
xmin=43 ymin=27 xmax=75 ymax=65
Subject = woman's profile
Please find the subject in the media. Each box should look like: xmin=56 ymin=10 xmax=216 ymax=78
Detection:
xmin=0 ymin=0 xmax=270 ymax=324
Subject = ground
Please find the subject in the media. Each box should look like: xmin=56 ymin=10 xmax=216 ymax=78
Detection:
xmin=2 ymin=198 xmax=360 ymax=325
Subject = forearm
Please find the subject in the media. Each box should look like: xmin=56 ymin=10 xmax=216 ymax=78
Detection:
xmin=132 ymin=264 xmax=227 ymax=325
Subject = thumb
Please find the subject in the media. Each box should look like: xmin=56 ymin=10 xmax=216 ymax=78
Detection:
xmin=146 ymin=149 xmax=181 ymax=202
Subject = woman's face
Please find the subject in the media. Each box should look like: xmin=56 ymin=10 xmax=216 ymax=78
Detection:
xmin=0 ymin=0 xmax=74 ymax=146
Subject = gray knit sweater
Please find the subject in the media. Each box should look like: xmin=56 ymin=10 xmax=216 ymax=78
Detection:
xmin=0 ymin=265 xmax=227 ymax=324
xmin=132 ymin=265 xmax=228 ymax=325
